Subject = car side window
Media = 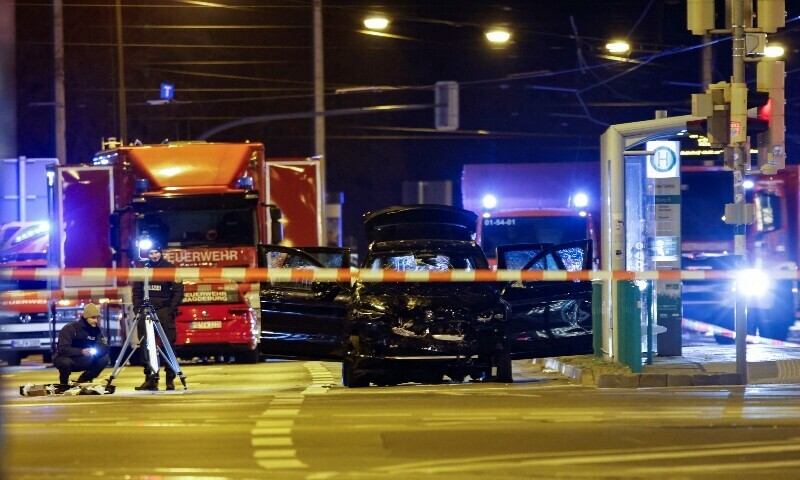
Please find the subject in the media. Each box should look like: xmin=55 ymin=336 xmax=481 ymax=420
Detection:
xmin=267 ymin=251 xmax=315 ymax=288
xmin=555 ymin=246 xmax=586 ymax=272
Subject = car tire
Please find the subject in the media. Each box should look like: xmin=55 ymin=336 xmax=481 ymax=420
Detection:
xmin=493 ymin=349 xmax=513 ymax=383
xmin=236 ymin=348 xmax=261 ymax=364
xmin=759 ymin=321 xmax=792 ymax=342
xmin=4 ymin=352 xmax=21 ymax=366
xmin=108 ymin=346 xmax=121 ymax=363
xmin=342 ymin=357 xmax=369 ymax=388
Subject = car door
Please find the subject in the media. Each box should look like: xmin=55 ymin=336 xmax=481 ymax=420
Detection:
xmin=257 ymin=245 xmax=351 ymax=360
xmin=498 ymin=240 xmax=594 ymax=359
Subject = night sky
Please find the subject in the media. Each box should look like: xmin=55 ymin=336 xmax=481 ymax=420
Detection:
xmin=13 ymin=1 xmax=800 ymax=254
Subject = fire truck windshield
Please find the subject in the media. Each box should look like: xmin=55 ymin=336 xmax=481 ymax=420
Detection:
xmin=139 ymin=208 xmax=256 ymax=248
xmin=480 ymin=215 xmax=589 ymax=259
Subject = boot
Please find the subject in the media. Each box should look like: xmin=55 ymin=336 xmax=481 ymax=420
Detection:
xmin=76 ymin=373 xmax=93 ymax=384
xmin=53 ymin=383 xmax=72 ymax=394
xmin=135 ymin=374 xmax=159 ymax=391
xmin=165 ymin=371 xmax=176 ymax=391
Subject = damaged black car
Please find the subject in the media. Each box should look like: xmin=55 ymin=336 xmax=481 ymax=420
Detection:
xmin=258 ymin=205 xmax=594 ymax=388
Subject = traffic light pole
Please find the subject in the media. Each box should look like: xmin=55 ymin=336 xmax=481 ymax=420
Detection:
xmin=731 ymin=0 xmax=748 ymax=383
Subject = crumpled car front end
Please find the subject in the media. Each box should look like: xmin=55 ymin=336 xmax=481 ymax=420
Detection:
xmin=346 ymin=282 xmax=509 ymax=383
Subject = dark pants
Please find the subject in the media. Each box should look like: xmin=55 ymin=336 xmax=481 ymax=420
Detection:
xmin=54 ymin=354 xmax=110 ymax=384
xmin=136 ymin=304 xmax=177 ymax=376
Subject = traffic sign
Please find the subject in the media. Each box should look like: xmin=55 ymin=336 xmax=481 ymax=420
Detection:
xmin=160 ymin=83 xmax=174 ymax=101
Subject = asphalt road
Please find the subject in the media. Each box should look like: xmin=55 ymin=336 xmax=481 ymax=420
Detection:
xmin=3 ymin=358 xmax=800 ymax=480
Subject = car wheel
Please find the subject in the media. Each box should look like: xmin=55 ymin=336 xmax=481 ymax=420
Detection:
xmin=493 ymin=349 xmax=513 ymax=383
xmin=236 ymin=348 xmax=261 ymax=364
xmin=107 ymin=346 xmax=121 ymax=363
xmin=4 ymin=352 xmax=21 ymax=366
xmin=759 ymin=321 xmax=792 ymax=342
xmin=420 ymin=368 xmax=444 ymax=385
xmin=342 ymin=357 xmax=369 ymax=388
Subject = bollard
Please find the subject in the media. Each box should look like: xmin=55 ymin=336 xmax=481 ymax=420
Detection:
xmin=615 ymin=280 xmax=642 ymax=373
xmin=592 ymin=280 xmax=602 ymax=357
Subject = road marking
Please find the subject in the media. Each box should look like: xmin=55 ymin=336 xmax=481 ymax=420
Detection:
xmin=302 ymin=361 xmax=337 ymax=394
xmin=250 ymin=361 xmax=334 ymax=470
xmin=370 ymin=440 xmax=800 ymax=475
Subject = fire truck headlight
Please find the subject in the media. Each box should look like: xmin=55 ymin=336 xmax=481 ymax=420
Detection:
xmin=573 ymin=192 xmax=589 ymax=209
xmin=736 ymin=269 xmax=770 ymax=298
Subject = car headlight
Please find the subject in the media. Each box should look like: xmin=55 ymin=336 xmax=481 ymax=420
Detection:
xmin=736 ymin=269 xmax=770 ymax=298
xmin=477 ymin=307 xmax=506 ymax=322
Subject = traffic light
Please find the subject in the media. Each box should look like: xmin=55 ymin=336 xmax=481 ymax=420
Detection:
xmin=434 ymin=81 xmax=459 ymax=131
xmin=756 ymin=59 xmax=785 ymax=173
xmin=756 ymin=0 xmax=786 ymax=33
xmin=686 ymin=0 xmax=715 ymax=35
xmin=687 ymin=82 xmax=730 ymax=148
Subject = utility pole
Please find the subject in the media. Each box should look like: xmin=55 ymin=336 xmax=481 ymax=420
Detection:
xmin=54 ymin=0 xmax=66 ymax=163
xmin=313 ymin=0 xmax=327 ymax=225
xmin=115 ymin=0 xmax=127 ymax=144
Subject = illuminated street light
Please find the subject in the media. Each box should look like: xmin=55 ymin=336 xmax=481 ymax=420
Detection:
xmin=364 ymin=15 xmax=389 ymax=30
xmin=485 ymin=28 xmax=511 ymax=44
xmin=605 ymin=40 xmax=630 ymax=54
xmin=764 ymin=44 xmax=785 ymax=58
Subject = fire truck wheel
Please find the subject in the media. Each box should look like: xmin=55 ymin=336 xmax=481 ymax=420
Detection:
xmin=759 ymin=321 xmax=791 ymax=342
xmin=4 ymin=352 xmax=21 ymax=366
xmin=236 ymin=349 xmax=260 ymax=364
xmin=107 ymin=347 xmax=121 ymax=363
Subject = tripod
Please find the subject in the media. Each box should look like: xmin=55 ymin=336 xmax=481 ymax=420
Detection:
xmin=106 ymin=266 xmax=187 ymax=390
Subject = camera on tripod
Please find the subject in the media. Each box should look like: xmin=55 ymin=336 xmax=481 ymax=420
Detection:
xmin=102 ymin=230 xmax=187 ymax=391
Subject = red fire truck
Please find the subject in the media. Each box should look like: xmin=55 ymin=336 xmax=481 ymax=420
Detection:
xmin=0 ymin=141 xmax=324 ymax=366
xmin=462 ymin=161 xmax=800 ymax=342
xmin=0 ymin=221 xmax=111 ymax=366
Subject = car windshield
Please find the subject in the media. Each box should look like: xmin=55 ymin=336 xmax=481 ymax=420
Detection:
xmin=368 ymin=252 xmax=478 ymax=272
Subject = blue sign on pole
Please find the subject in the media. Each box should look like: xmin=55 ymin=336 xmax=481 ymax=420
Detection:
xmin=160 ymin=83 xmax=174 ymax=101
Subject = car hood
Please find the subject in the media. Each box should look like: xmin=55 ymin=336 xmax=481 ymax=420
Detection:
xmin=353 ymin=281 xmax=502 ymax=312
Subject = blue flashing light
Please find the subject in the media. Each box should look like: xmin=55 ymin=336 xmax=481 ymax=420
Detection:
xmin=743 ymin=179 xmax=755 ymax=189
xmin=573 ymin=192 xmax=589 ymax=208
xmin=482 ymin=194 xmax=498 ymax=210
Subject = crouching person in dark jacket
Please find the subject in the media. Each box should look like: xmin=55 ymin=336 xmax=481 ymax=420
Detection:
xmin=53 ymin=303 xmax=110 ymax=387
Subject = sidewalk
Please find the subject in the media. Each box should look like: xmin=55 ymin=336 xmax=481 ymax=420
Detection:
xmin=536 ymin=343 xmax=800 ymax=388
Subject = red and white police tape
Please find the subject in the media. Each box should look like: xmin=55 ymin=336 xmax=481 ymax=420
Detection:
xmin=682 ymin=318 xmax=800 ymax=348
xmin=3 ymin=267 xmax=800 ymax=283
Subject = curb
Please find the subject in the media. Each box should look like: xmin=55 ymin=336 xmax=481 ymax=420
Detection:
xmin=538 ymin=355 xmax=800 ymax=387
xmin=536 ymin=356 xmax=745 ymax=388
xmin=594 ymin=371 xmax=742 ymax=388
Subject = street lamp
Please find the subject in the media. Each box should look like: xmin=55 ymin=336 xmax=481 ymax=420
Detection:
xmin=485 ymin=28 xmax=511 ymax=44
xmin=364 ymin=15 xmax=389 ymax=30
xmin=605 ymin=40 xmax=630 ymax=54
